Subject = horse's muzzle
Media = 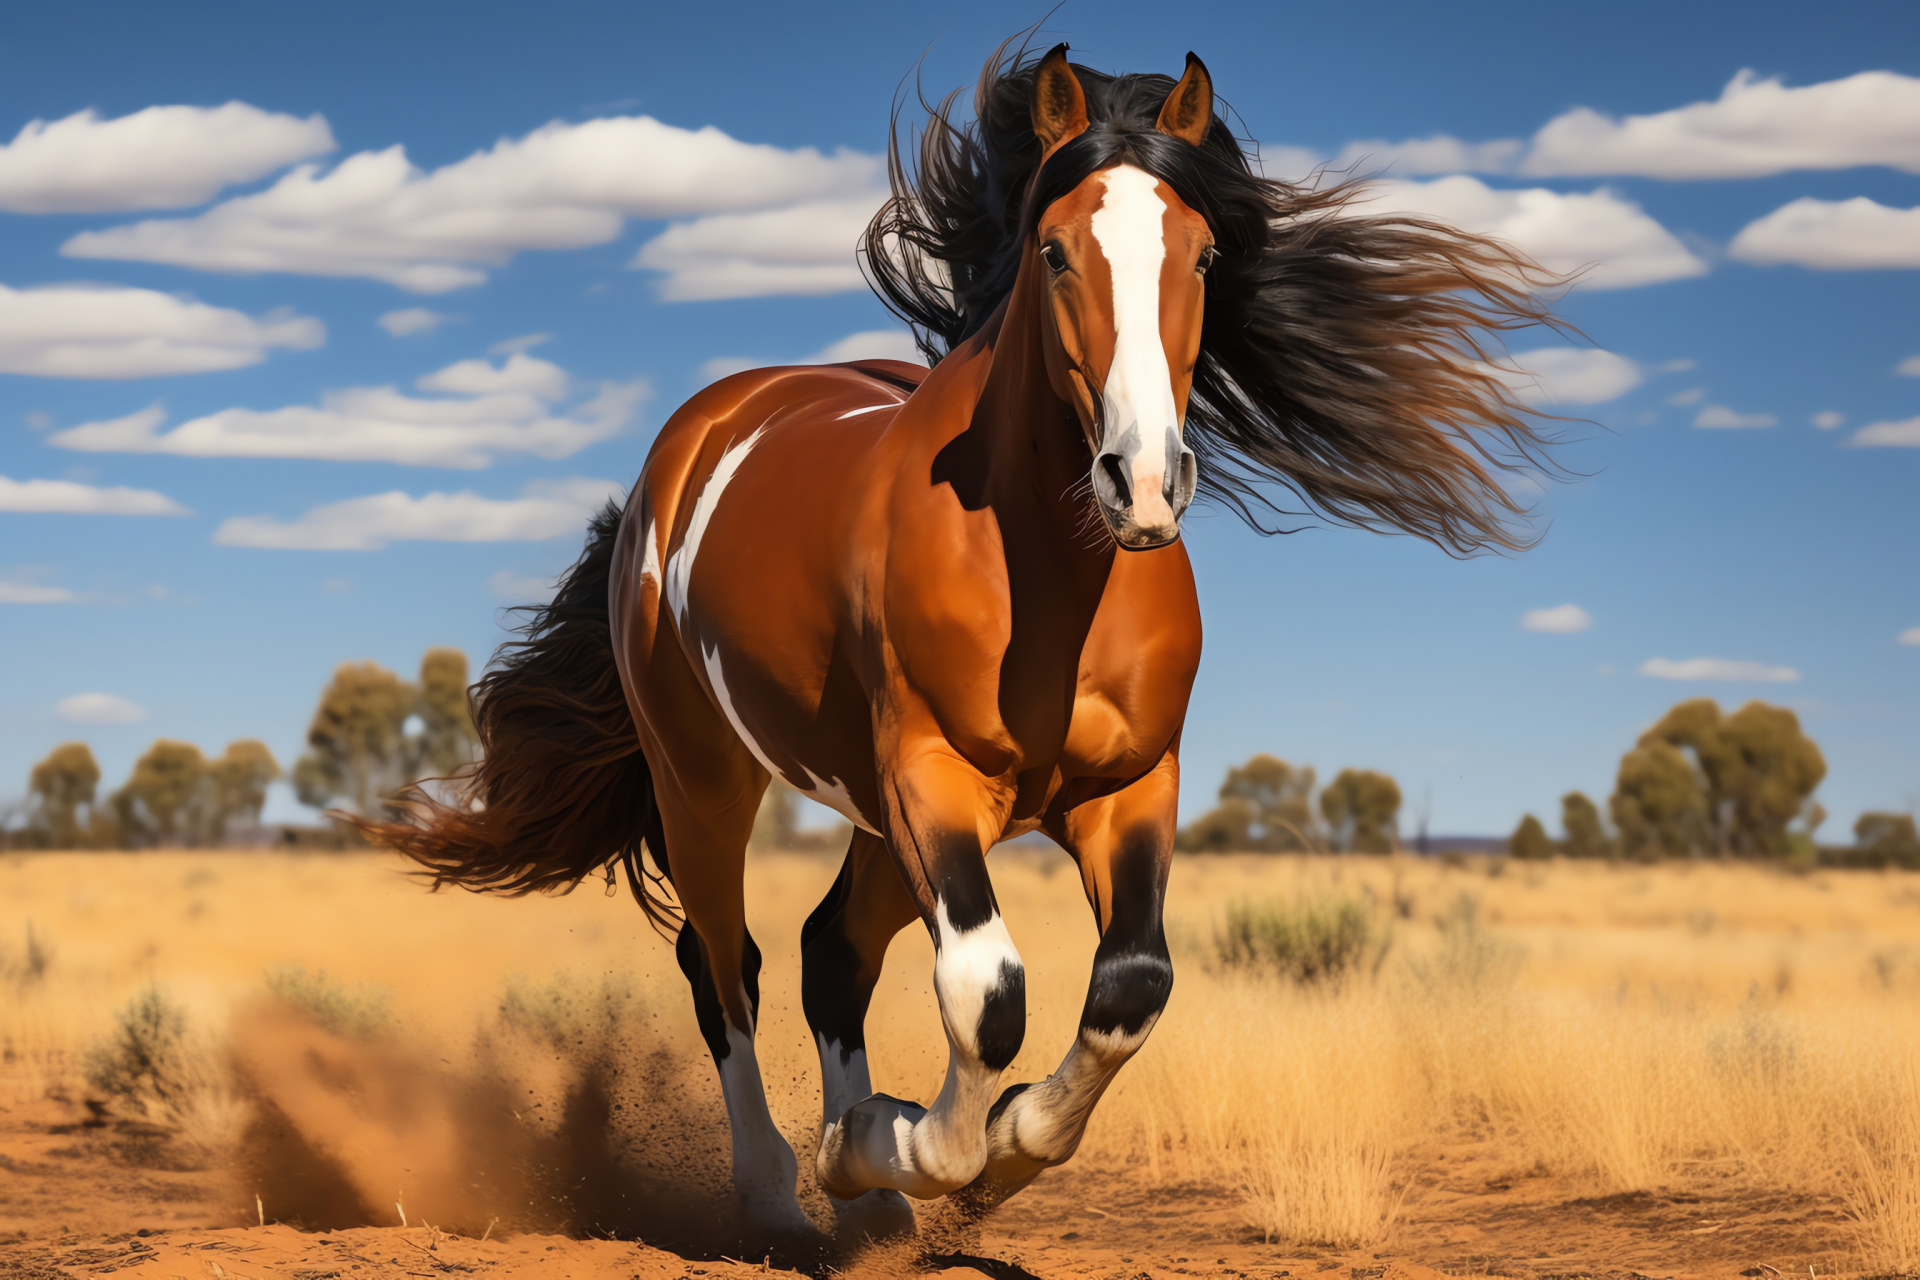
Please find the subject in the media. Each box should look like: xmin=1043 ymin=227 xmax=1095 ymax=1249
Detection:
xmin=1091 ymin=425 xmax=1197 ymax=550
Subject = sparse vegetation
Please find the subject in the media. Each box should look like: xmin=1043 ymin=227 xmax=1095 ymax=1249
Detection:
xmin=263 ymin=964 xmax=394 ymax=1040
xmin=1213 ymin=894 xmax=1387 ymax=987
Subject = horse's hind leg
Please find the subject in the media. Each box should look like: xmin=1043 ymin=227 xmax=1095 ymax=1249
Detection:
xmin=800 ymin=828 xmax=920 ymax=1238
xmin=950 ymin=754 xmax=1179 ymax=1218
xmin=653 ymin=770 xmax=814 ymax=1236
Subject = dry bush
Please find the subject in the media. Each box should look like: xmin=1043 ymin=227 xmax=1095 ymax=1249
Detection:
xmin=1211 ymin=893 xmax=1388 ymax=987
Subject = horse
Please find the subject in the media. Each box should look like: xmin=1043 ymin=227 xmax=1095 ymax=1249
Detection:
xmin=368 ymin=41 xmax=1559 ymax=1242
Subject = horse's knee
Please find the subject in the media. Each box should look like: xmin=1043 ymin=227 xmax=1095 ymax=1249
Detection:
xmin=931 ymin=903 xmax=1026 ymax=1071
xmin=1080 ymin=940 xmax=1172 ymax=1050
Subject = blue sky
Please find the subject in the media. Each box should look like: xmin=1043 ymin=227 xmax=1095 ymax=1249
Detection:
xmin=1 ymin=0 xmax=1916 ymax=838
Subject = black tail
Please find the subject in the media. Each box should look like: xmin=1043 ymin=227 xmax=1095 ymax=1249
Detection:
xmin=359 ymin=500 xmax=678 ymax=931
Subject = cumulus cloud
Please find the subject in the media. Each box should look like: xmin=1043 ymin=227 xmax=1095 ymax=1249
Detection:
xmin=0 ymin=282 xmax=322 ymax=379
xmin=63 ymin=116 xmax=881 ymax=293
xmin=1365 ymin=176 xmax=1706 ymax=289
xmin=1639 ymin=656 xmax=1800 ymax=683
xmin=1730 ymin=197 xmax=1920 ymax=270
xmin=1896 ymin=355 xmax=1920 ymax=376
xmin=1331 ymin=135 xmax=1524 ymax=175
xmin=1901 ymin=626 xmax=1920 ymax=646
xmin=0 ymin=102 xmax=333 ymax=214
xmin=1695 ymin=404 xmax=1778 ymax=429
xmin=1812 ymin=411 xmax=1845 ymax=430
xmin=0 ymin=474 xmax=188 ymax=516
xmin=1524 ymin=70 xmax=1920 ymax=179
xmin=214 ymin=477 xmax=626 ymax=551
xmin=378 ymin=307 xmax=452 ymax=337
xmin=50 ymin=352 xmax=645 ymax=469
xmin=1493 ymin=347 xmax=1641 ymax=406
xmin=0 ymin=580 xmax=79 ymax=603
xmin=57 ymin=692 xmax=147 ymax=724
xmin=1521 ymin=603 xmax=1592 ymax=633
xmin=1849 ymin=417 xmax=1920 ymax=447
xmin=632 ymin=196 xmax=880 ymax=300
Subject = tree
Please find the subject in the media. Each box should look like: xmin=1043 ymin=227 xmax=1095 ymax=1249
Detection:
xmin=1321 ymin=769 xmax=1400 ymax=854
xmin=413 ymin=647 xmax=477 ymax=778
xmin=1560 ymin=791 xmax=1609 ymax=858
xmin=27 ymin=742 xmax=100 ymax=848
xmin=205 ymin=740 xmax=281 ymax=841
xmin=1855 ymin=812 xmax=1920 ymax=870
xmin=114 ymin=740 xmax=207 ymax=847
xmin=295 ymin=661 xmax=415 ymax=817
xmin=1180 ymin=754 xmax=1320 ymax=852
xmin=1612 ymin=698 xmax=1826 ymax=859
xmin=1610 ymin=739 xmax=1708 ymax=859
xmin=1177 ymin=797 xmax=1255 ymax=852
xmin=1509 ymin=813 xmax=1552 ymax=860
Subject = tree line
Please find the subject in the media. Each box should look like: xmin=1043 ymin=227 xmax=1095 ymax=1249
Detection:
xmin=8 ymin=648 xmax=476 ymax=850
xmin=1177 ymin=756 xmax=1404 ymax=853
xmin=1507 ymin=697 xmax=1919 ymax=867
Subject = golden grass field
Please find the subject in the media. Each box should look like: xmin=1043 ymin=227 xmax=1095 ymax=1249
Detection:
xmin=3 ymin=846 xmax=1918 ymax=1277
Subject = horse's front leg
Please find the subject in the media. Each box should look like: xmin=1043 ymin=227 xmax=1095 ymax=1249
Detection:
xmin=951 ymin=752 xmax=1178 ymax=1217
xmin=815 ymin=747 xmax=1023 ymax=1201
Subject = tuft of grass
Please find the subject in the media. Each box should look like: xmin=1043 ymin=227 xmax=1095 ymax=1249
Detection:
xmin=0 ymin=922 xmax=52 ymax=987
xmin=1213 ymin=894 xmax=1388 ymax=987
xmin=264 ymin=965 xmax=393 ymax=1040
xmin=85 ymin=985 xmax=192 ymax=1113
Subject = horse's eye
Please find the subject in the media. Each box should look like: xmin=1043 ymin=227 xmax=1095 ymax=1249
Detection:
xmin=1197 ymin=246 xmax=1219 ymax=275
xmin=1040 ymin=243 xmax=1068 ymax=275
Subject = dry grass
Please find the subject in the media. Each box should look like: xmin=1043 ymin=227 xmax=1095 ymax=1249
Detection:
xmin=2 ymin=848 xmax=1917 ymax=1263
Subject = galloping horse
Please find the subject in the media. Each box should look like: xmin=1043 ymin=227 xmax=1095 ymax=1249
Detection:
xmin=372 ymin=43 xmax=1557 ymax=1239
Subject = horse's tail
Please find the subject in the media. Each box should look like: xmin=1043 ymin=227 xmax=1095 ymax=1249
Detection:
xmin=358 ymin=499 xmax=677 ymax=932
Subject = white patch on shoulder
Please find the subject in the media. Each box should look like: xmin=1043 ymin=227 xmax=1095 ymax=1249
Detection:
xmin=930 ymin=903 xmax=1022 ymax=1060
xmin=663 ymin=427 xmax=763 ymax=631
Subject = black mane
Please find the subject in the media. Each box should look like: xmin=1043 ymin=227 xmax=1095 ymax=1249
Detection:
xmin=862 ymin=41 xmax=1568 ymax=555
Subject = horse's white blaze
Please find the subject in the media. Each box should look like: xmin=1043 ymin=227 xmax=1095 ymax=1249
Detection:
xmin=664 ymin=426 xmax=763 ymax=631
xmin=931 ymin=902 xmax=1021 ymax=1060
xmin=1090 ymin=166 xmax=1181 ymax=529
xmin=799 ymin=765 xmax=878 ymax=835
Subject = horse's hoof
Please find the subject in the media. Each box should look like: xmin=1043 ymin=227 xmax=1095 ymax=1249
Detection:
xmin=831 ymin=1186 xmax=917 ymax=1243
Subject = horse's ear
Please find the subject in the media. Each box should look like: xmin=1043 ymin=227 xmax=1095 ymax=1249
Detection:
xmin=1031 ymin=43 xmax=1088 ymax=152
xmin=1155 ymin=52 xmax=1214 ymax=147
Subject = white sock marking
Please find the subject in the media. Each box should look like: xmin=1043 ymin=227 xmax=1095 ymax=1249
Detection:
xmin=931 ymin=903 xmax=1021 ymax=1061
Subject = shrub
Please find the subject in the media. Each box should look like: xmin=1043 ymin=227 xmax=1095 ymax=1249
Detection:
xmin=85 ymin=986 xmax=193 ymax=1115
xmin=264 ymin=965 xmax=393 ymax=1040
xmin=1214 ymin=895 xmax=1387 ymax=987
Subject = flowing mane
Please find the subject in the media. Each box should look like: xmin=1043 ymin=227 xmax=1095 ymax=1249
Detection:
xmin=863 ymin=42 xmax=1567 ymax=554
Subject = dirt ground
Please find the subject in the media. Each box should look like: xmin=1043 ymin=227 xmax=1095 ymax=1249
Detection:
xmin=0 ymin=1091 xmax=1861 ymax=1280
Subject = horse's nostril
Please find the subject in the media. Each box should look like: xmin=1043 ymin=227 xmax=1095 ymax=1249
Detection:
xmin=1097 ymin=453 xmax=1132 ymax=507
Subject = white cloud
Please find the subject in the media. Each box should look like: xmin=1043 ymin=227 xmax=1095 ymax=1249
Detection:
xmin=1812 ymin=411 xmax=1844 ymax=430
xmin=214 ymin=477 xmax=626 ymax=551
xmin=0 ymin=474 xmax=188 ymax=516
xmin=50 ymin=353 xmax=644 ymax=469
xmin=488 ymin=568 xmax=552 ymax=601
xmin=1365 ymin=176 xmax=1706 ymax=289
xmin=1524 ymin=70 xmax=1920 ymax=179
xmin=1730 ymin=197 xmax=1920 ymax=270
xmin=1493 ymin=347 xmax=1640 ymax=406
xmin=1331 ymin=135 xmax=1524 ymax=175
xmin=63 ymin=116 xmax=881 ymax=293
xmin=1695 ymin=404 xmax=1777 ymax=429
xmin=378 ymin=307 xmax=452 ymax=337
xmin=1521 ymin=604 xmax=1592 ymax=633
xmin=0 ymin=103 xmax=333 ymax=214
xmin=0 ymin=281 xmax=322 ymax=378
xmin=0 ymin=581 xmax=79 ymax=603
xmin=1849 ymin=417 xmax=1920 ymax=447
xmin=633 ymin=196 xmax=881 ymax=300
xmin=1896 ymin=355 xmax=1920 ymax=376
xmin=1667 ymin=387 xmax=1705 ymax=406
xmin=57 ymin=692 xmax=147 ymax=724
xmin=1639 ymin=656 xmax=1800 ymax=683
xmin=1900 ymin=626 xmax=1920 ymax=646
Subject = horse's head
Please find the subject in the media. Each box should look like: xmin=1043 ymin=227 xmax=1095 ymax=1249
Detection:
xmin=1027 ymin=47 xmax=1215 ymax=551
